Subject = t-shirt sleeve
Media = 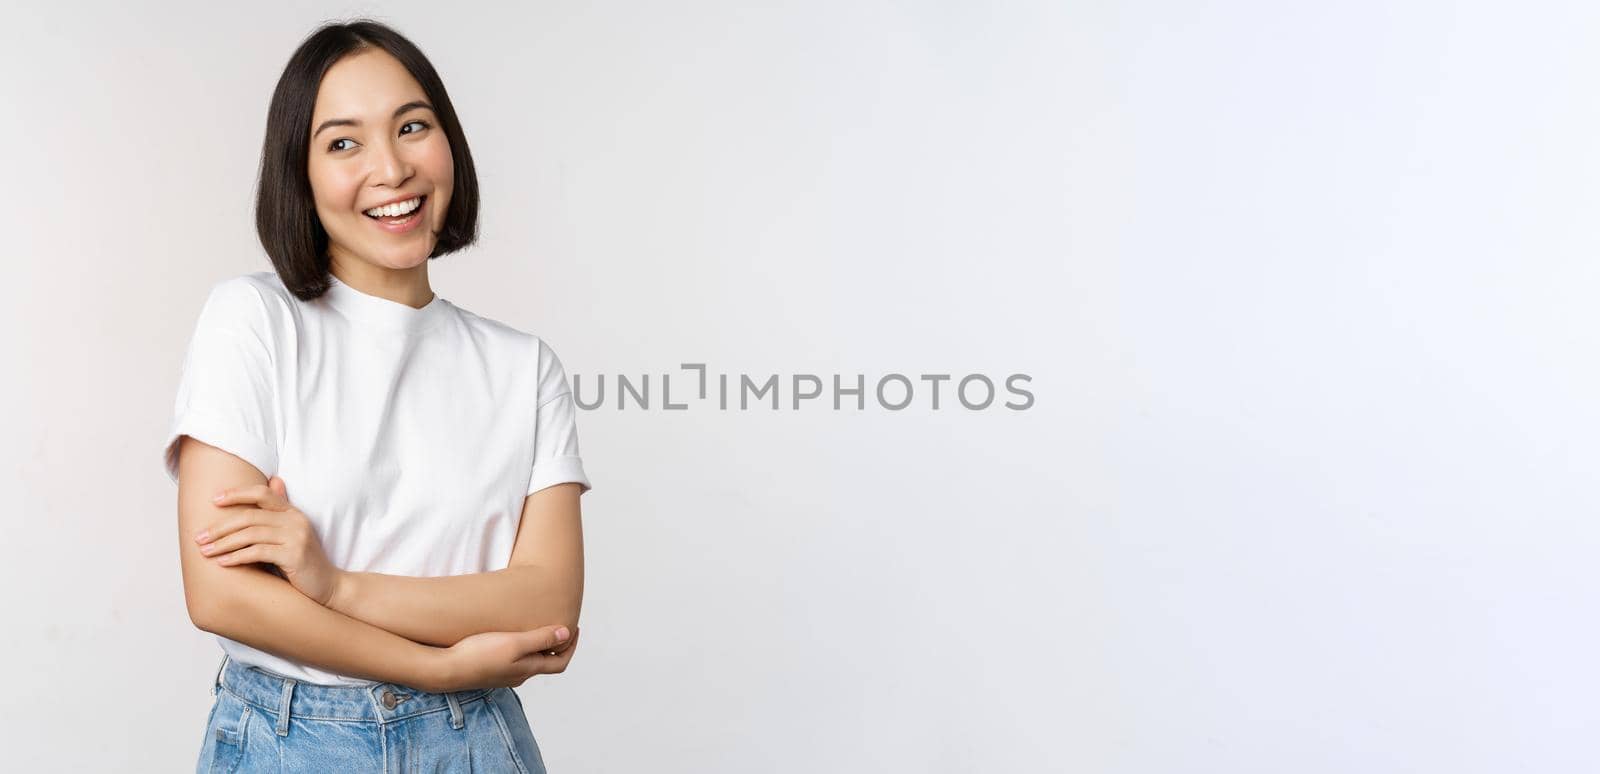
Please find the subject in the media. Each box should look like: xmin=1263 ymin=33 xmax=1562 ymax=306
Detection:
xmin=525 ymin=338 xmax=593 ymax=497
xmin=161 ymin=278 xmax=280 ymax=485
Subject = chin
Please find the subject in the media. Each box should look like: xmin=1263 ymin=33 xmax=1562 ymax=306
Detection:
xmin=383 ymin=249 xmax=434 ymax=269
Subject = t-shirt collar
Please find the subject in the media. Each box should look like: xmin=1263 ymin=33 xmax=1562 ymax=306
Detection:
xmin=323 ymin=274 xmax=451 ymax=335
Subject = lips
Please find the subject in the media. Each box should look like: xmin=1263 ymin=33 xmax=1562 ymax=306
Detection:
xmin=365 ymin=195 xmax=428 ymax=234
xmin=364 ymin=194 xmax=426 ymax=220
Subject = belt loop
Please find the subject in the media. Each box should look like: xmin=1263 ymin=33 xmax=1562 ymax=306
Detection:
xmin=446 ymin=692 xmax=465 ymax=730
xmin=276 ymin=678 xmax=296 ymax=736
xmin=211 ymin=654 xmax=229 ymax=697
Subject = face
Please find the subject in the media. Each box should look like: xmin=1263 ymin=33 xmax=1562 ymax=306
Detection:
xmin=307 ymin=49 xmax=454 ymax=276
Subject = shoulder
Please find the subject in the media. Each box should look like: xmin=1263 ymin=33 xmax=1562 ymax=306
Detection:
xmin=194 ymin=272 xmax=276 ymax=329
xmin=450 ymin=304 xmax=549 ymax=359
xmin=449 ymin=304 xmax=575 ymax=393
xmin=188 ymin=271 xmax=304 ymax=351
xmin=451 ymin=303 xmax=529 ymax=340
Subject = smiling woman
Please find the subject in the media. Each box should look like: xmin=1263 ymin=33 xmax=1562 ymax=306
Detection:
xmin=165 ymin=18 xmax=588 ymax=774
xmin=305 ymin=54 xmax=455 ymax=267
xmin=255 ymin=21 xmax=479 ymax=302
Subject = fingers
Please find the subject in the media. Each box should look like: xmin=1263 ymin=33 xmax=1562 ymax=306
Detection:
xmin=520 ymin=624 xmax=574 ymax=656
xmin=548 ymin=625 xmax=579 ymax=656
xmin=211 ymin=483 xmax=289 ymax=511
xmin=497 ymin=627 xmax=580 ymax=687
xmin=198 ymin=488 xmax=302 ymax=544
xmin=531 ymin=626 xmax=579 ymax=662
xmin=195 ymin=512 xmax=265 ymax=545
xmin=513 ymin=642 xmax=578 ymax=678
xmin=198 ymin=525 xmax=279 ymax=557
xmin=519 ymin=625 xmax=579 ymax=666
xmin=212 ymin=543 xmax=277 ymax=567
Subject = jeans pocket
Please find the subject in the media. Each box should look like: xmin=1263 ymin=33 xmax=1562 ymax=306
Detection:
xmin=486 ymin=688 xmax=545 ymax=774
xmin=201 ymin=691 xmax=251 ymax=774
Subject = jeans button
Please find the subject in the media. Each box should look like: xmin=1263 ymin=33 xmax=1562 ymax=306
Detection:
xmin=381 ymin=689 xmax=397 ymax=710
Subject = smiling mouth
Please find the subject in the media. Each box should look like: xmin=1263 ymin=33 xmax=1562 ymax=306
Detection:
xmin=364 ymin=195 xmax=426 ymax=224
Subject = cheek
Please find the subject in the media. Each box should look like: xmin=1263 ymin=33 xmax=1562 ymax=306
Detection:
xmin=424 ymin=135 xmax=454 ymax=176
xmin=308 ymin=166 xmax=362 ymax=219
xmin=423 ymin=141 xmax=454 ymax=208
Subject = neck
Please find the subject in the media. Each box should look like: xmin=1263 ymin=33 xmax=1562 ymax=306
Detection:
xmin=327 ymin=250 xmax=435 ymax=310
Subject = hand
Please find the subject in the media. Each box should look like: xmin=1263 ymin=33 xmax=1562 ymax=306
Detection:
xmin=197 ymin=476 xmax=345 ymax=607
xmin=431 ymin=624 xmax=580 ymax=692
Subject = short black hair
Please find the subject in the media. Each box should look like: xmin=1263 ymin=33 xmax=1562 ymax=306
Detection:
xmin=255 ymin=19 xmax=479 ymax=301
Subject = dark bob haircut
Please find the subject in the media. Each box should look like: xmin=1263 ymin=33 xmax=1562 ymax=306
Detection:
xmin=255 ymin=19 xmax=479 ymax=301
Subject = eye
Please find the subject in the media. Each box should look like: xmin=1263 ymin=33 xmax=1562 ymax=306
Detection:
xmin=325 ymin=121 xmax=428 ymax=153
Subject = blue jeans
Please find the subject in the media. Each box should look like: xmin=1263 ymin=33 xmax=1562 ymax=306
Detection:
xmin=196 ymin=654 xmax=547 ymax=773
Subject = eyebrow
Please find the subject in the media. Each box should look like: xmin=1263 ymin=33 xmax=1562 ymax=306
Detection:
xmin=312 ymin=100 xmax=435 ymax=139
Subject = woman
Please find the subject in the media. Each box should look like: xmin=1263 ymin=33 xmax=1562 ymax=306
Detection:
xmin=162 ymin=20 xmax=589 ymax=773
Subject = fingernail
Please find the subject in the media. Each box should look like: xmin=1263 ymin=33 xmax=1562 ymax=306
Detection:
xmin=555 ymin=627 xmax=570 ymax=641
xmin=195 ymin=531 xmax=209 ymax=543
xmin=212 ymin=493 xmax=224 ymax=502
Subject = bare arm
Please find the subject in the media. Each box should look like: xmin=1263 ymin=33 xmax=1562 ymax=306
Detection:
xmin=176 ymin=436 xmax=449 ymax=691
xmin=327 ymin=482 xmax=585 ymax=648
xmin=195 ymin=560 xmax=453 ymax=689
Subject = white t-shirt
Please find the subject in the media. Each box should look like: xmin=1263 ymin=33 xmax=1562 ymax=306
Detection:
xmin=162 ymin=270 xmax=591 ymax=686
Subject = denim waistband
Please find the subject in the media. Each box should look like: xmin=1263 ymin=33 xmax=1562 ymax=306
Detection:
xmin=213 ymin=654 xmax=496 ymax=735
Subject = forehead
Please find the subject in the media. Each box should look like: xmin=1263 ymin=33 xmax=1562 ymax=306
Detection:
xmin=311 ymin=49 xmax=425 ymax=122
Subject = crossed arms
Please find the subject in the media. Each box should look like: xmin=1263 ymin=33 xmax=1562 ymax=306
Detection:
xmin=174 ymin=435 xmax=584 ymax=691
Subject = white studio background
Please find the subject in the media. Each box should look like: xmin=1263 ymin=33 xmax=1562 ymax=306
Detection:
xmin=2 ymin=1 xmax=1596 ymax=771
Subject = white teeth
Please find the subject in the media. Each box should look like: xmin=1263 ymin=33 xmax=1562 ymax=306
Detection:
xmin=364 ymin=197 xmax=421 ymax=218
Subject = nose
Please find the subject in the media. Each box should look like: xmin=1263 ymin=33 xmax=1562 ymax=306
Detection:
xmin=367 ymin=137 xmax=413 ymax=189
